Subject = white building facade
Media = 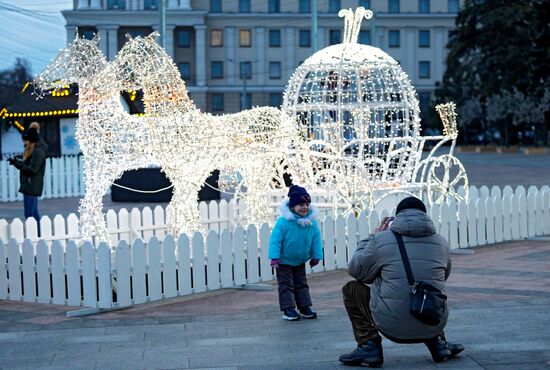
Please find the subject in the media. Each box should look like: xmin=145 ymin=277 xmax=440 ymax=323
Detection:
xmin=63 ymin=0 xmax=462 ymax=115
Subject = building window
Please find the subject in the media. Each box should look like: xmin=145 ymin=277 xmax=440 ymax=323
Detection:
xmin=418 ymin=30 xmax=430 ymax=47
xmin=269 ymin=0 xmax=280 ymax=13
xmin=107 ymin=0 xmax=125 ymax=9
xmin=299 ymin=0 xmax=311 ymax=13
xmin=448 ymin=0 xmax=459 ymax=13
xmin=299 ymin=30 xmax=311 ymax=47
xmin=388 ymin=30 xmax=400 ymax=47
xmin=240 ymin=93 xmax=252 ymax=110
xmin=78 ymin=28 xmax=97 ymax=40
xmin=239 ymin=0 xmax=251 ymax=12
xmin=419 ymin=61 xmax=430 ymax=78
xmin=212 ymin=93 xmax=224 ymax=111
xmin=210 ymin=0 xmax=222 ymax=12
xmin=178 ymin=62 xmax=190 ymax=81
xmin=269 ymin=30 xmax=281 ymax=47
xmin=211 ymin=61 xmax=224 ymax=79
xmin=418 ymin=91 xmax=431 ymax=117
xmin=210 ymin=29 xmax=223 ymax=47
xmin=239 ymin=29 xmax=251 ymax=47
xmin=240 ymin=61 xmax=252 ymax=79
xmin=178 ymin=30 xmax=191 ymax=47
xmin=144 ymin=0 xmax=157 ymax=9
xmin=419 ymin=0 xmax=430 ymax=13
xmin=269 ymin=62 xmax=281 ymax=79
xmin=270 ymin=93 xmax=282 ymax=107
xmin=359 ymin=30 xmax=371 ymax=45
xmin=359 ymin=0 xmax=371 ymax=8
xmin=329 ymin=29 xmax=341 ymax=45
xmin=388 ymin=0 xmax=399 ymax=13
xmin=329 ymin=0 xmax=341 ymax=13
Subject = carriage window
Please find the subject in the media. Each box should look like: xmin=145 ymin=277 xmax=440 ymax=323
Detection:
xmin=419 ymin=61 xmax=431 ymax=79
xmin=178 ymin=62 xmax=191 ymax=81
xmin=178 ymin=30 xmax=191 ymax=47
xmin=211 ymin=61 xmax=224 ymax=79
xmin=359 ymin=30 xmax=371 ymax=45
xmin=212 ymin=93 xmax=224 ymax=111
xmin=107 ymin=0 xmax=126 ymax=9
xmin=419 ymin=30 xmax=430 ymax=47
xmin=269 ymin=93 xmax=282 ymax=107
xmin=239 ymin=29 xmax=252 ymax=47
xmin=329 ymin=30 xmax=341 ymax=45
xmin=299 ymin=30 xmax=311 ymax=47
xmin=269 ymin=62 xmax=281 ymax=79
xmin=269 ymin=30 xmax=281 ymax=47
xmin=211 ymin=29 xmax=223 ymax=47
xmin=299 ymin=0 xmax=311 ymax=13
xmin=388 ymin=30 xmax=400 ymax=47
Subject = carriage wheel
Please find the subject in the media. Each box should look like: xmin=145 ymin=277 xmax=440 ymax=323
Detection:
xmin=427 ymin=155 xmax=468 ymax=205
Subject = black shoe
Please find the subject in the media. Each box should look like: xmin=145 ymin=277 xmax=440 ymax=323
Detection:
xmin=299 ymin=306 xmax=317 ymax=319
xmin=425 ymin=335 xmax=464 ymax=363
xmin=339 ymin=336 xmax=383 ymax=367
xmin=282 ymin=308 xmax=300 ymax=321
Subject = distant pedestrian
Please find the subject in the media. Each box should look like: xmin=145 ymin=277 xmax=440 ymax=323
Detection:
xmin=269 ymin=185 xmax=323 ymax=321
xmin=8 ymin=127 xmax=48 ymax=235
xmin=29 ymin=121 xmax=49 ymax=155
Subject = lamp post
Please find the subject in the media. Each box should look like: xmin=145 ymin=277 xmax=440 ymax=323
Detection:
xmin=159 ymin=0 xmax=167 ymax=49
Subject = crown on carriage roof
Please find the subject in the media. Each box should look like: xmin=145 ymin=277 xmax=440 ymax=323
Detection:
xmin=338 ymin=7 xmax=374 ymax=44
xmin=436 ymin=102 xmax=458 ymax=137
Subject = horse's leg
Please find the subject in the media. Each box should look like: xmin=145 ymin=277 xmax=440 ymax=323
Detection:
xmin=239 ymin=161 xmax=275 ymax=227
xmin=165 ymin=175 xmax=203 ymax=237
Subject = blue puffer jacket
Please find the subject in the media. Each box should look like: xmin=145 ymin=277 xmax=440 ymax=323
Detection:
xmin=268 ymin=200 xmax=323 ymax=266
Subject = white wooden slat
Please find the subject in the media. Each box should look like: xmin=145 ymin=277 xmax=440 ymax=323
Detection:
xmin=130 ymin=208 xmax=143 ymax=242
xmin=518 ymin=193 xmax=528 ymax=238
xmin=115 ymin=240 xmax=131 ymax=307
xmin=480 ymin=185 xmax=490 ymax=198
xmin=0 ymin=219 xmax=9 ymax=243
xmin=50 ymin=240 xmax=65 ymax=305
xmin=177 ymin=234 xmax=192 ymax=295
xmin=208 ymin=201 xmax=219 ymax=233
xmin=259 ymin=223 xmax=272 ymax=282
xmin=510 ymin=195 xmax=520 ymax=239
xmin=25 ymin=218 xmax=39 ymax=242
xmin=357 ymin=210 xmax=369 ymax=240
xmin=67 ymin=214 xmax=79 ymax=240
xmin=118 ymin=208 xmax=131 ymax=244
xmin=502 ymin=195 xmax=512 ymax=241
xmin=162 ymin=235 xmax=178 ymax=299
xmin=36 ymin=240 xmax=51 ymax=304
xmin=66 ymin=240 xmax=80 ymax=306
xmin=467 ymin=197 xmax=477 ymax=247
xmin=97 ymin=242 xmax=112 ymax=309
xmin=493 ymin=195 xmax=504 ymax=243
xmin=71 ymin=156 xmax=80 ymax=197
xmin=346 ymin=214 xmax=358 ymax=262
xmin=490 ymin=185 xmax=501 ymax=199
xmin=476 ymin=197 xmax=487 ymax=246
xmin=142 ymin=207 xmax=154 ymax=242
xmin=0 ymin=239 xmax=7 ymax=299
xmin=22 ymin=240 xmax=35 ymax=303
xmin=106 ymin=209 xmax=118 ymax=246
xmin=148 ymin=237 xmax=162 ymax=301
xmin=233 ymin=227 xmax=246 ymax=286
xmin=430 ymin=203 xmax=441 ymax=234
xmin=526 ymin=191 xmax=536 ymax=237
xmin=447 ymin=199 xmax=459 ymax=249
xmin=367 ymin=210 xmax=379 ymax=234
xmin=40 ymin=216 xmax=53 ymax=242
xmin=220 ymin=229 xmax=233 ymax=288
xmin=10 ymin=219 xmax=25 ymax=243
xmin=132 ymin=239 xmax=147 ymax=304
xmin=439 ymin=202 xmax=450 ymax=247
xmin=206 ymin=230 xmax=220 ymax=290
xmin=484 ymin=197 xmax=495 ymax=245
xmin=469 ymin=185 xmax=479 ymax=202
xmin=53 ymin=215 xmax=67 ymax=246
xmin=8 ymin=239 xmax=22 ymax=300
xmin=199 ymin=202 xmax=209 ymax=229
xmin=535 ymin=189 xmax=544 ymax=236
xmin=323 ymin=216 xmax=335 ymax=271
xmin=43 ymin=159 xmax=52 ymax=198
xmin=335 ymin=215 xmax=347 ymax=268
xmin=458 ymin=199 xmax=468 ymax=248
xmin=81 ymin=241 xmax=97 ymax=308
xmin=0 ymin=160 xmax=8 ymax=202
xmin=10 ymin=165 xmax=19 ymax=201
xmin=154 ymin=206 xmax=166 ymax=240
xmin=246 ymin=225 xmax=260 ymax=283
xmin=219 ymin=200 xmax=229 ymax=231
xmin=191 ymin=232 xmax=206 ymax=293
xmin=543 ymin=189 xmax=550 ymax=235
xmin=502 ymin=185 xmax=513 ymax=198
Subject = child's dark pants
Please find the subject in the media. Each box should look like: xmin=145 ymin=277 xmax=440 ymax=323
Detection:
xmin=276 ymin=263 xmax=312 ymax=310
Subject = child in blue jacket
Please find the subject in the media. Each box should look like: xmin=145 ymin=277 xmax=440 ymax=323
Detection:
xmin=269 ymin=185 xmax=323 ymax=321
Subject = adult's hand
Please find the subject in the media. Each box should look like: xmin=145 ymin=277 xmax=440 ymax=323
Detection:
xmin=374 ymin=216 xmax=393 ymax=233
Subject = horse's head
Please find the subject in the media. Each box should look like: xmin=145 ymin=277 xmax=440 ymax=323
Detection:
xmin=94 ymin=32 xmax=183 ymax=94
xmin=34 ymin=33 xmax=107 ymax=91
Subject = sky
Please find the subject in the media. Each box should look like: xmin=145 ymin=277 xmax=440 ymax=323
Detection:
xmin=0 ymin=0 xmax=73 ymax=76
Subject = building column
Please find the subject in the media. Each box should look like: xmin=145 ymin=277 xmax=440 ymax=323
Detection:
xmin=255 ymin=27 xmax=266 ymax=85
xmin=66 ymin=27 xmax=77 ymax=44
xmin=225 ymin=27 xmax=236 ymax=85
xmin=194 ymin=25 xmax=207 ymax=87
xmin=433 ymin=27 xmax=445 ymax=84
xmin=98 ymin=26 xmax=119 ymax=61
xmin=284 ymin=27 xmax=296 ymax=81
xmin=317 ymin=26 xmax=326 ymax=50
xmin=404 ymin=27 xmax=416 ymax=81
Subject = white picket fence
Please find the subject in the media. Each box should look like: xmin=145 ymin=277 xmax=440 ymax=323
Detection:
xmin=0 ymin=156 xmax=85 ymax=202
xmin=0 ymin=184 xmax=549 ymax=311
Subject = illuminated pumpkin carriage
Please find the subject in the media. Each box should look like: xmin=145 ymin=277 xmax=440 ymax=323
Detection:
xmin=282 ymin=7 xmax=468 ymax=215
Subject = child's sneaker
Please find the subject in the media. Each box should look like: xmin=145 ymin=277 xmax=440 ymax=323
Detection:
xmin=299 ymin=306 xmax=317 ymax=319
xmin=282 ymin=308 xmax=301 ymax=321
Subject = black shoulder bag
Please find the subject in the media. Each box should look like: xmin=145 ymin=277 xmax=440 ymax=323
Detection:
xmin=393 ymin=231 xmax=447 ymax=326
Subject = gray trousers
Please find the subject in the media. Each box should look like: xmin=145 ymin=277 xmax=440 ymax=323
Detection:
xmin=276 ymin=263 xmax=312 ymax=311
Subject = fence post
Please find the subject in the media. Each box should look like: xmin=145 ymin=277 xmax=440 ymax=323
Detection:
xmin=502 ymin=195 xmax=512 ymax=241
xmin=206 ymin=230 xmax=220 ymax=290
xmin=220 ymin=229 xmax=233 ymax=288
xmin=8 ymin=238 xmax=22 ymax=300
xmin=148 ymin=236 xmax=162 ymax=301
xmin=51 ymin=240 xmax=65 ymax=305
xmin=163 ymin=235 xmax=178 ymax=299
xmin=97 ymin=242 xmax=113 ymax=308
xmin=115 ymin=240 xmax=131 ymax=307
xmin=323 ymin=215 xmax=335 ymax=271
xmin=346 ymin=213 xmax=358 ymax=261
xmin=458 ymin=199 xmax=468 ymax=248
xmin=191 ymin=232 xmax=206 ymax=293
xmin=36 ymin=240 xmax=51 ymax=304
xmin=259 ymin=223 xmax=272 ymax=282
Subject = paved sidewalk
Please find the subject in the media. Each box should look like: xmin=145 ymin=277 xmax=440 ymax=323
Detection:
xmin=1 ymin=239 xmax=550 ymax=369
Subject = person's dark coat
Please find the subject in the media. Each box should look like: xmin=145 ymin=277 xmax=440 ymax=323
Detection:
xmin=348 ymin=208 xmax=451 ymax=340
xmin=12 ymin=145 xmax=47 ymax=196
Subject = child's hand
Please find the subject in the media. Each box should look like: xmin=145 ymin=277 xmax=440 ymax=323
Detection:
xmin=270 ymin=259 xmax=280 ymax=268
xmin=309 ymin=259 xmax=320 ymax=267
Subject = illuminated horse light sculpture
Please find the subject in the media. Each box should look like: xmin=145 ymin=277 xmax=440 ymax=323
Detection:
xmin=35 ymin=35 xmax=156 ymax=242
xmin=94 ymin=33 xmax=296 ymax=234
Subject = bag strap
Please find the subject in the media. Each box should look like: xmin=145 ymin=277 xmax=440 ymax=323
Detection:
xmin=392 ymin=231 xmax=416 ymax=287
